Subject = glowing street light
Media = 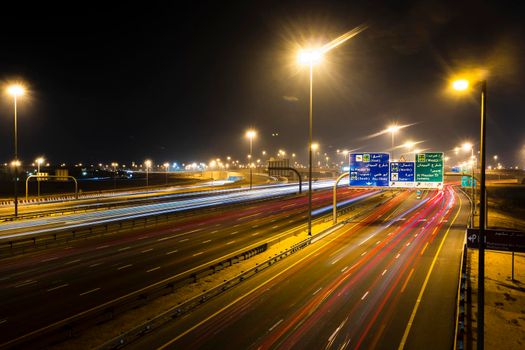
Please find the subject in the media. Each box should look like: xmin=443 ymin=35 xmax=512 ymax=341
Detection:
xmin=245 ymin=129 xmax=256 ymax=189
xmin=144 ymin=159 xmax=152 ymax=187
xmin=460 ymin=142 xmax=476 ymax=226
xmin=387 ymin=124 xmax=401 ymax=160
xmin=6 ymin=83 xmax=26 ymax=216
xmin=297 ymin=25 xmax=367 ymax=236
xmin=451 ymin=76 xmax=488 ymax=348
xmin=163 ymin=162 xmax=170 ymax=185
xmin=35 ymin=157 xmax=45 ymax=197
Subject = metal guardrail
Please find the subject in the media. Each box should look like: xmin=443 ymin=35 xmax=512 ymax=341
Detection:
xmin=98 ymin=235 xmax=317 ymax=349
xmin=0 ymin=191 xmax=298 ymax=258
xmin=454 ymin=244 xmax=468 ymax=349
xmin=0 ymin=190 xmax=381 ymax=349
xmin=0 ymin=242 xmax=269 ymax=350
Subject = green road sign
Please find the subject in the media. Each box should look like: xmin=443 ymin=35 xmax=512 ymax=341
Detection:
xmin=415 ymin=152 xmax=444 ymax=188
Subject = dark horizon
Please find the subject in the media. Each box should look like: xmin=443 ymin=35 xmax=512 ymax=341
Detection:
xmin=1 ymin=1 xmax=524 ymax=167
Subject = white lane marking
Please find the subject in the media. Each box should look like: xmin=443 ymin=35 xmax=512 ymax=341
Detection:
xmin=118 ymin=246 xmax=131 ymax=252
xmin=202 ymin=240 xmax=211 ymax=244
xmin=215 ymin=224 xmax=221 ymax=227
xmin=361 ymin=291 xmax=369 ymax=300
xmin=382 ymin=269 xmax=388 ymax=276
xmin=147 ymin=267 xmax=161 ymax=273
xmin=288 ymin=220 xmax=294 ymax=223
xmin=251 ymin=232 xmax=261 ymax=236
xmin=252 ymin=225 xmax=259 ymax=228
xmin=141 ymin=248 xmax=153 ymax=253
xmin=47 ymin=283 xmax=69 ymax=292
xmin=395 ymin=253 xmax=401 ymax=259
xmin=79 ymin=287 xmax=100 ymax=296
xmin=166 ymin=250 xmax=178 ymax=255
xmin=414 ymin=234 xmax=418 ymax=237
xmin=331 ymin=256 xmax=342 ymax=265
xmin=117 ymin=264 xmax=133 ymax=270
xmin=41 ymin=256 xmax=58 ymax=262
xmin=341 ymin=266 xmax=348 ymax=273
xmin=137 ymin=235 xmax=149 ymax=240
xmin=271 ymin=219 xmax=276 ymax=223
xmin=233 ymin=224 xmax=240 ymax=228
xmin=360 ymin=251 xmax=367 ymax=256
xmin=313 ymin=287 xmax=322 ymax=295
xmin=187 ymin=228 xmax=202 ymax=233
xmin=226 ymin=241 xmax=235 ymax=245
xmin=269 ymin=319 xmax=284 ymax=332
xmin=64 ymin=259 xmax=81 ymax=265
xmin=358 ymin=235 xmax=373 ymax=246
xmin=89 ymin=262 xmax=102 ymax=268
xmin=0 ymin=319 xmax=6 ymax=325
xmin=14 ymin=280 xmax=37 ymax=288
xmin=179 ymin=238 xmax=189 ymax=242
xmin=272 ymin=225 xmax=279 ymax=229
xmin=328 ymin=317 xmax=348 ymax=343
xmin=376 ymin=240 xmax=381 ymax=245
xmin=211 ymin=230 xmax=219 ymax=234
xmin=230 ymin=231 xmax=238 ymax=235
xmin=406 ymin=242 xmax=411 ymax=246
xmin=193 ymin=252 xmax=204 ymax=257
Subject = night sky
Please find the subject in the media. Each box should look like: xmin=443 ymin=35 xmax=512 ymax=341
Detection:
xmin=1 ymin=1 xmax=524 ymax=167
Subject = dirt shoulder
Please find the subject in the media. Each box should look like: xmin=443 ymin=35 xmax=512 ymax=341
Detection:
xmin=467 ymin=210 xmax=525 ymax=349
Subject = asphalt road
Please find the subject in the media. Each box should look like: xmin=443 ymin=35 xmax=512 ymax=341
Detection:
xmin=129 ymin=186 xmax=469 ymax=350
xmin=0 ymin=181 xmax=331 ymax=238
xmin=0 ymin=186 xmax=380 ymax=347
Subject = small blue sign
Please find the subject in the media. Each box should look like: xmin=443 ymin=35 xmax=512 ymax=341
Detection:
xmin=349 ymin=153 xmax=390 ymax=187
xmin=389 ymin=161 xmax=415 ymax=187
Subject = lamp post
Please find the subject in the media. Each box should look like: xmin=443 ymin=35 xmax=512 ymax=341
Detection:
xmin=36 ymin=157 xmax=45 ymax=197
xmin=387 ymin=124 xmax=400 ymax=160
xmin=7 ymin=84 xmax=25 ymax=217
xmin=111 ymin=162 xmax=118 ymax=189
xmin=144 ymin=160 xmax=152 ymax=187
xmin=452 ymin=78 xmax=487 ymax=349
xmin=245 ymin=130 xmax=256 ymax=190
xmin=297 ymin=25 xmax=367 ymax=236
xmin=462 ymin=143 xmax=476 ymax=227
xmin=163 ymin=162 xmax=170 ymax=185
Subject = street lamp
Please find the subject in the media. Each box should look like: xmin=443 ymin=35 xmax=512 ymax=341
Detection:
xmin=36 ymin=157 xmax=45 ymax=197
xmin=6 ymin=83 xmax=26 ymax=216
xmin=144 ymin=159 xmax=152 ymax=187
xmin=245 ymin=129 xmax=256 ymax=190
xmin=111 ymin=162 xmax=118 ymax=189
xmin=297 ymin=25 xmax=367 ymax=236
xmin=452 ymin=77 xmax=487 ymax=349
xmin=462 ymin=142 xmax=476 ymax=226
xmin=163 ymin=162 xmax=170 ymax=185
xmin=387 ymin=124 xmax=401 ymax=160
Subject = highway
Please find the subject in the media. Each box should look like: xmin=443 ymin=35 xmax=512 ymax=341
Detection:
xmin=0 ymin=181 xmax=330 ymax=239
xmin=128 ymin=186 xmax=469 ymax=350
xmin=0 ymin=186 xmax=381 ymax=347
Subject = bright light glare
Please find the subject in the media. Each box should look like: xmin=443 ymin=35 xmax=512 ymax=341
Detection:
xmin=144 ymin=160 xmax=152 ymax=168
xmin=245 ymin=130 xmax=256 ymax=139
xmin=298 ymin=49 xmax=323 ymax=65
xmin=387 ymin=124 xmax=401 ymax=133
xmin=311 ymin=142 xmax=319 ymax=151
xmin=403 ymin=141 xmax=415 ymax=149
xmin=7 ymin=84 xmax=25 ymax=97
xmin=452 ymin=79 xmax=469 ymax=91
xmin=35 ymin=157 xmax=45 ymax=165
xmin=462 ymin=142 xmax=473 ymax=151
